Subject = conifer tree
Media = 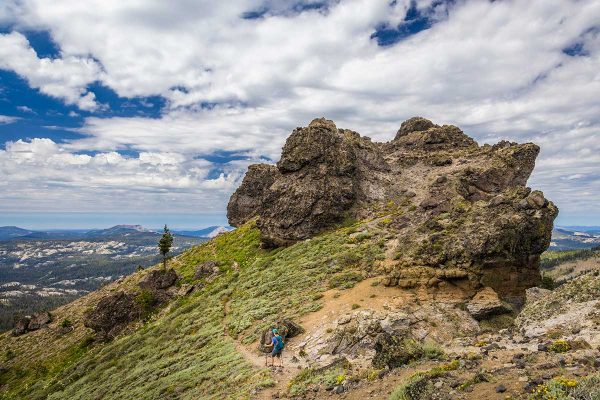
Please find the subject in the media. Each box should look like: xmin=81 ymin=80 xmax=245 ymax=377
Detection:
xmin=158 ymin=224 xmax=173 ymax=269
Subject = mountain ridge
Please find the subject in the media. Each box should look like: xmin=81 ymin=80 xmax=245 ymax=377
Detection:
xmin=5 ymin=118 xmax=600 ymax=400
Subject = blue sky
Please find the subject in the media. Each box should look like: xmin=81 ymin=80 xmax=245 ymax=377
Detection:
xmin=0 ymin=0 xmax=599 ymax=229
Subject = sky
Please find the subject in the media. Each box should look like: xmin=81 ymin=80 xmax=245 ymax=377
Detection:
xmin=0 ymin=0 xmax=598 ymax=229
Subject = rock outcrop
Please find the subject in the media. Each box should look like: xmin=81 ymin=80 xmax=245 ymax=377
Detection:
xmin=83 ymin=291 xmax=142 ymax=340
xmin=228 ymin=117 xmax=558 ymax=303
xmin=12 ymin=311 xmax=52 ymax=336
xmin=84 ymin=269 xmax=180 ymax=340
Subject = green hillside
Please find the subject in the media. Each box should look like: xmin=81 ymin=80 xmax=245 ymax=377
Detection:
xmin=0 ymin=220 xmax=385 ymax=399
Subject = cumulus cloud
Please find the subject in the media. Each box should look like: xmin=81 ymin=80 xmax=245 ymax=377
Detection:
xmin=0 ymin=138 xmax=243 ymax=213
xmin=0 ymin=0 xmax=598 ymax=222
xmin=0 ymin=31 xmax=101 ymax=110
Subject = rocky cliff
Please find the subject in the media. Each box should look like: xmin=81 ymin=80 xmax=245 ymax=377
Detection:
xmin=228 ymin=117 xmax=558 ymax=303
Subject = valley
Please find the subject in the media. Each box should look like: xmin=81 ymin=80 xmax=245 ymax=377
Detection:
xmin=0 ymin=225 xmax=230 ymax=331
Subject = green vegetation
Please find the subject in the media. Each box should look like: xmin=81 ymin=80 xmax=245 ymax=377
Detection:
xmin=549 ymin=339 xmax=571 ymax=353
xmin=60 ymin=318 xmax=73 ymax=329
xmin=540 ymin=247 xmax=600 ymax=270
xmin=158 ymin=225 xmax=174 ymax=269
xmin=0 ymin=220 xmax=385 ymax=399
xmin=328 ymin=271 xmax=364 ymax=289
xmin=287 ymin=360 xmax=352 ymax=396
xmin=528 ymin=376 xmax=579 ymax=399
xmin=388 ymin=360 xmax=459 ymax=400
xmin=540 ymin=274 xmax=556 ymax=290
xmin=458 ymin=370 xmax=489 ymax=391
xmin=373 ymin=338 xmax=446 ymax=369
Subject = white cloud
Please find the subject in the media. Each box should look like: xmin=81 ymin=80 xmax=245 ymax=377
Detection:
xmin=0 ymin=115 xmax=19 ymax=124
xmin=0 ymin=0 xmax=599 ymax=222
xmin=0 ymin=31 xmax=101 ymax=110
xmin=16 ymin=105 xmax=35 ymax=113
xmin=0 ymin=138 xmax=241 ymax=213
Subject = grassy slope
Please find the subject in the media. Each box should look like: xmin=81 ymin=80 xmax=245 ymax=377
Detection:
xmin=0 ymin=221 xmax=385 ymax=399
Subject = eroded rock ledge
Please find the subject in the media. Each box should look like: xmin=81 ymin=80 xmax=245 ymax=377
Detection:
xmin=227 ymin=117 xmax=558 ymax=303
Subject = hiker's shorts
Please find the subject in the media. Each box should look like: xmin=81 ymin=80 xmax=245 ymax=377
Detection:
xmin=271 ymin=348 xmax=282 ymax=357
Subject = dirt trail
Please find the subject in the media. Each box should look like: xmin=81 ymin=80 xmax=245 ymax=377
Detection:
xmin=223 ymin=277 xmax=434 ymax=399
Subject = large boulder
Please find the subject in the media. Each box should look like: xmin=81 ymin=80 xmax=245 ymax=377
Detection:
xmin=138 ymin=268 xmax=179 ymax=304
xmin=27 ymin=311 xmax=52 ymax=331
xmin=83 ymin=291 xmax=143 ymax=340
xmin=228 ymin=117 xmax=558 ymax=302
xmin=12 ymin=316 xmax=30 ymax=336
xmin=139 ymin=269 xmax=178 ymax=291
xmin=228 ymin=118 xmax=388 ymax=247
xmin=12 ymin=311 xmax=52 ymax=336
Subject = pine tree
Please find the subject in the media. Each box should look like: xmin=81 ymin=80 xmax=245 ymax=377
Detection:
xmin=158 ymin=224 xmax=174 ymax=269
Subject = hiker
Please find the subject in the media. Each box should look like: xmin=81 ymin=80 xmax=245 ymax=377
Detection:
xmin=267 ymin=328 xmax=285 ymax=367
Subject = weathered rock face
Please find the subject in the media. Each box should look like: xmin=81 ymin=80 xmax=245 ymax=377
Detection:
xmin=138 ymin=268 xmax=180 ymax=304
xmin=228 ymin=117 xmax=558 ymax=302
xmin=228 ymin=118 xmax=389 ymax=247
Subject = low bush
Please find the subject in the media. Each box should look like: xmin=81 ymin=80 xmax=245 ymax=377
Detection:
xmin=389 ymin=361 xmax=459 ymax=400
xmin=549 ymin=340 xmax=571 ymax=353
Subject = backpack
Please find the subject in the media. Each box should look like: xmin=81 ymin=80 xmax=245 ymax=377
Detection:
xmin=273 ymin=335 xmax=285 ymax=351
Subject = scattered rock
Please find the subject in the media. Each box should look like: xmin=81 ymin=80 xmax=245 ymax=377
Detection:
xmin=496 ymin=384 xmax=507 ymax=393
xmin=525 ymin=287 xmax=552 ymax=304
xmin=193 ymin=261 xmax=220 ymax=280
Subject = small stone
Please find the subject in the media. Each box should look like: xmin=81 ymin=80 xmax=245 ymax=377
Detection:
xmin=334 ymin=385 xmax=344 ymax=394
xmin=496 ymin=384 xmax=507 ymax=393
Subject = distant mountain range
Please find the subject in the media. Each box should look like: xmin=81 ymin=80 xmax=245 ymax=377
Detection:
xmin=0 ymin=225 xmax=232 ymax=241
xmin=0 ymin=224 xmax=232 ymax=332
xmin=550 ymin=226 xmax=600 ymax=250
xmin=171 ymin=226 xmax=231 ymax=238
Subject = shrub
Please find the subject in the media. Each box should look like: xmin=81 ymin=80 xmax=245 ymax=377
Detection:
xmin=549 ymin=340 xmax=571 ymax=353
xmin=287 ymin=360 xmax=351 ymax=396
xmin=373 ymin=338 xmax=446 ymax=369
xmin=389 ymin=361 xmax=459 ymax=400
xmin=540 ymin=274 xmax=556 ymax=290
xmin=328 ymin=271 xmax=363 ymax=289
xmin=571 ymin=372 xmax=600 ymax=399
xmin=60 ymin=319 xmax=73 ymax=328
xmin=528 ymin=376 xmax=578 ymax=400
